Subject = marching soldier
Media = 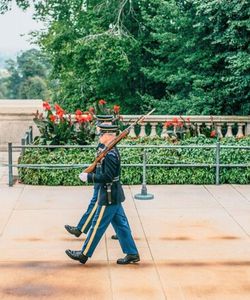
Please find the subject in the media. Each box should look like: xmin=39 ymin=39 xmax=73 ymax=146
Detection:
xmin=65 ymin=123 xmax=140 ymax=264
xmin=64 ymin=115 xmax=118 ymax=240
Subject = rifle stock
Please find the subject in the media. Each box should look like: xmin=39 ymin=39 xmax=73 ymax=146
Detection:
xmin=83 ymin=164 xmax=97 ymax=173
xmin=83 ymin=108 xmax=155 ymax=173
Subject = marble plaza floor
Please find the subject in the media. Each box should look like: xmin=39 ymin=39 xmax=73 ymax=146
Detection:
xmin=0 ymin=163 xmax=250 ymax=299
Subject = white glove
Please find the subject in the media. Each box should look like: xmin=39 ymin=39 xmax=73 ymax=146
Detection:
xmin=79 ymin=172 xmax=88 ymax=182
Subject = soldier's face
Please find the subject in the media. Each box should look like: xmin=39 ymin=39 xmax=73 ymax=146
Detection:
xmin=99 ymin=133 xmax=116 ymax=145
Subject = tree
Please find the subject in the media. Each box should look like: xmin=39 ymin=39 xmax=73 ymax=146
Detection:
xmin=141 ymin=0 xmax=250 ymax=115
xmin=5 ymin=59 xmax=21 ymax=99
xmin=2 ymin=0 xmax=249 ymax=114
xmin=18 ymin=76 xmax=49 ymax=99
xmin=34 ymin=0 xmax=150 ymax=112
xmin=1 ymin=1 xmax=152 ymax=112
xmin=5 ymin=49 xmax=51 ymax=99
xmin=0 ymin=77 xmax=8 ymax=98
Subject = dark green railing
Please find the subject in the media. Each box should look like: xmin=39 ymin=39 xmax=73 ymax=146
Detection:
xmin=6 ymin=141 xmax=250 ymax=187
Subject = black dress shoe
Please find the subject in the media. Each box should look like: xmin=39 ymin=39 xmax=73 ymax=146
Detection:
xmin=64 ymin=225 xmax=81 ymax=237
xmin=111 ymin=234 xmax=118 ymax=240
xmin=117 ymin=254 xmax=140 ymax=265
xmin=65 ymin=249 xmax=88 ymax=264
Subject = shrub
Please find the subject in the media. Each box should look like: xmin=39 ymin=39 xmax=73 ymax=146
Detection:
xmin=18 ymin=136 xmax=250 ymax=185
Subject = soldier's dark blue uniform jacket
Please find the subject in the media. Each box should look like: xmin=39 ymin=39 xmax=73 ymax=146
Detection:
xmin=93 ymin=143 xmax=105 ymax=189
xmin=87 ymin=145 xmax=125 ymax=206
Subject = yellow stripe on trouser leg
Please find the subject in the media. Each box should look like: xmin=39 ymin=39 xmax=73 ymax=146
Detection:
xmin=83 ymin=206 xmax=106 ymax=256
xmin=80 ymin=202 xmax=98 ymax=232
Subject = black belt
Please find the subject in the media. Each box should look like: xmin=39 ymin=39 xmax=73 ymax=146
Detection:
xmin=107 ymin=176 xmax=120 ymax=204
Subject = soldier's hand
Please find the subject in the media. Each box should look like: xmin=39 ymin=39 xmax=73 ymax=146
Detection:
xmin=79 ymin=172 xmax=88 ymax=182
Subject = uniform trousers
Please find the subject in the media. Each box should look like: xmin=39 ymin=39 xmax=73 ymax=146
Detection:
xmin=81 ymin=203 xmax=138 ymax=257
xmin=77 ymin=186 xmax=100 ymax=234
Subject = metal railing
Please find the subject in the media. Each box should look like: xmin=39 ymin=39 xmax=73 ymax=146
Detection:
xmin=21 ymin=126 xmax=33 ymax=155
xmin=6 ymin=142 xmax=250 ymax=187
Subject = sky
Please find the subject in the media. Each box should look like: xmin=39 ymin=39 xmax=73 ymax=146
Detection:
xmin=0 ymin=3 xmax=43 ymax=54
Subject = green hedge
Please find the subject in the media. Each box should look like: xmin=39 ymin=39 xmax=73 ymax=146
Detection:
xmin=18 ymin=136 xmax=250 ymax=185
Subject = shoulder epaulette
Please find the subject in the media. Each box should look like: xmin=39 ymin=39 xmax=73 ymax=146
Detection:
xmin=107 ymin=149 xmax=119 ymax=159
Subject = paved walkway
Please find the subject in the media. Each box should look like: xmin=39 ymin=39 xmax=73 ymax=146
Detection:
xmin=0 ymin=181 xmax=250 ymax=300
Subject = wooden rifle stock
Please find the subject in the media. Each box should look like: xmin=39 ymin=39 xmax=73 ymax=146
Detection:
xmin=83 ymin=108 xmax=155 ymax=173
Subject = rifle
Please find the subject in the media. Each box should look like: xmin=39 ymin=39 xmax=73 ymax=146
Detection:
xmin=84 ymin=108 xmax=156 ymax=173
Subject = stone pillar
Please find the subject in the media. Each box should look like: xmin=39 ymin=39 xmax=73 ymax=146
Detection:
xmin=161 ymin=125 xmax=169 ymax=138
xmin=225 ymin=123 xmax=234 ymax=137
xmin=139 ymin=123 xmax=147 ymax=137
xmin=216 ymin=123 xmax=223 ymax=138
xmin=236 ymin=123 xmax=244 ymax=138
xmin=196 ymin=123 xmax=202 ymax=136
xmin=245 ymin=122 xmax=250 ymax=136
xmin=128 ymin=124 xmax=137 ymax=138
xmin=205 ymin=123 xmax=211 ymax=129
xmin=150 ymin=123 xmax=157 ymax=137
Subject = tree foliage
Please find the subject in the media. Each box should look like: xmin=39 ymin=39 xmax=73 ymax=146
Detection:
xmin=140 ymin=0 xmax=250 ymax=115
xmin=1 ymin=0 xmax=249 ymax=114
xmin=2 ymin=49 xmax=50 ymax=99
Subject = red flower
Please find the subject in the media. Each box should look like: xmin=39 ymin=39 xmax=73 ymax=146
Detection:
xmin=54 ymin=103 xmax=65 ymax=118
xmin=178 ymin=121 xmax=184 ymax=128
xmin=165 ymin=121 xmax=172 ymax=128
xmin=81 ymin=115 xmax=89 ymax=123
xmin=43 ymin=101 xmax=51 ymax=111
xmin=99 ymin=99 xmax=106 ymax=105
xmin=172 ymin=117 xmax=179 ymax=125
xmin=75 ymin=115 xmax=81 ymax=122
xmin=88 ymin=107 xmax=95 ymax=114
xmin=57 ymin=110 xmax=65 ymax=119
xmin=210 ymin=130 xmax=217 ymax=137
xmin=76 ymin=114 xmax=90 ymax=123
xmin=87 ymin=114 xmax=93 ymax=121
xmin=186 ymin=117 xmax=191 ymax=123
xmin=54 ymin=103 xmax=63 ymax=112
xmin=75 ymin=109 xmax=83 ymax=116
xmin=49 ymin=114 xmax=57 ymax=123
xmin=113 ymin=105 xmax=120 ymax=114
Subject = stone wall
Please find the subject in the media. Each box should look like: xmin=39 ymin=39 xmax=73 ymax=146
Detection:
xmin=0 ymin=99 xmax=249 ymax=151
xmin=0 ymin=100 xmax=43 ymax=151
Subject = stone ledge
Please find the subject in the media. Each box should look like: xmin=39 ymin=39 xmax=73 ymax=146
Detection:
xmin=0 ymin=100 xmax=42 ymax=147
xmin=0 ymin=100 xmax=249 ymax=150
xmin=0 ymin=99 xmax=43 ymax=114
xmin=122 ymin=115 xmax=250 ymax=123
